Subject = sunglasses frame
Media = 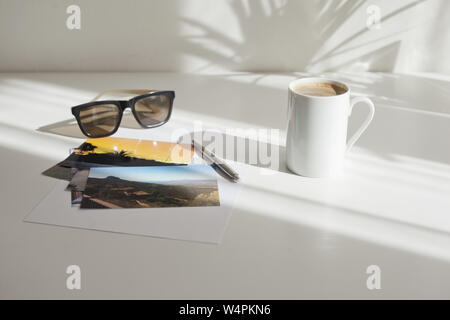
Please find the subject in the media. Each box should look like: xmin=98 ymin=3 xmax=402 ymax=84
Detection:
xmin=71 ymin=90 xmax=175 ymax=138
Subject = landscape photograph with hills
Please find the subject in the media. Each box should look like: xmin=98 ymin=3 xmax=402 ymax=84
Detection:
xmin=80 ymin=165 xmax=220 ymax=209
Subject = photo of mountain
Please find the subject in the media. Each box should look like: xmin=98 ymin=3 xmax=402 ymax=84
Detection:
xmin=80 ymin=165 xmax=220 ymax=209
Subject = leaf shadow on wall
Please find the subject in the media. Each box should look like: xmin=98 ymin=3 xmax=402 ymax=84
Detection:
xmin=178 ymin=0 xmax=427 ymax=73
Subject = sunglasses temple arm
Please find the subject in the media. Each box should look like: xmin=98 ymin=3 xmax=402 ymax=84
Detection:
xmin=90 ymin=89 xmax=159 ymax=102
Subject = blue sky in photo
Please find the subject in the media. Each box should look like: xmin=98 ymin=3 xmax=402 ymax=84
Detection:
xmin=89 ymin=165 xmax=216 ymax=182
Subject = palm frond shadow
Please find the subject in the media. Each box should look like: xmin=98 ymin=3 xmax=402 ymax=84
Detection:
xmin=179 ymin=0 xmax=427 ymax=73
xmin=307 ymin=0 xmax=427 ymax=68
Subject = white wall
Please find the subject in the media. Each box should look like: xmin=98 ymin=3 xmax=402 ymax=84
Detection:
xmin=0 ymin=0 xmax=448 ymax=74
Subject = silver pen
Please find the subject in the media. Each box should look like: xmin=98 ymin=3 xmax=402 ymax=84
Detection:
xmin=192 ymin=140 xmax=239 ymax=183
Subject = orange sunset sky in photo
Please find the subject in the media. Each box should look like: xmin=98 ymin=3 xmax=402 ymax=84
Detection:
xmin=76 ymin=137 xmax=193 ymax=164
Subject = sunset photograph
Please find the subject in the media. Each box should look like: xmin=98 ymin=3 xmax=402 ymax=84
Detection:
xmin=59 ymin=137 xmax=194 ymax=168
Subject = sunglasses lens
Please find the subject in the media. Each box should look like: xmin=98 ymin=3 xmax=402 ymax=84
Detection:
xmin=134 ymin=94 xmax=171 ymax=127
xmin=78 ymin=104 xmax=120 ymax=137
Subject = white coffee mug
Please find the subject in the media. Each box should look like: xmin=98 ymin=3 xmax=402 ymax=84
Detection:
xmin=286 ymin=77 xmax=375 ymax=178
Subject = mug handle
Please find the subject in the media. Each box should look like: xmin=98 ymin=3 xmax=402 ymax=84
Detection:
xmin=346 ymin=97 xmax=375 ymax=152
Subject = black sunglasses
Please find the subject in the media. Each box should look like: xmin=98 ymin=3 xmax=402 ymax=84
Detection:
xmin=71 ymin=89 xmax=175 ymax=138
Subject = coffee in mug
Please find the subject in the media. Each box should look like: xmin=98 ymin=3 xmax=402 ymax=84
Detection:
xmin=292 ymin=82 xmax=347 ymax=97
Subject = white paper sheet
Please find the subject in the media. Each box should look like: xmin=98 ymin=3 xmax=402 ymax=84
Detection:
xmin=25 ymin=161 xmax=245 ymax=243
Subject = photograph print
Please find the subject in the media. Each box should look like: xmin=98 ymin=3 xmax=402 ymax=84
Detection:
xmin=80 ymin=165 xmax=220 ymax=209
xmin=58 ymin=136 xmax=194 ymax=168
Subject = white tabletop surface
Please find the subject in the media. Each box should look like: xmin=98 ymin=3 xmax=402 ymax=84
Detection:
xmin=0 ymin=72 xmax=449 ymax=299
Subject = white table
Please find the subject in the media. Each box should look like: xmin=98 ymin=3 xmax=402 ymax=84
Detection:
xmin=0 ymin=72 xmax=449 ymax=299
